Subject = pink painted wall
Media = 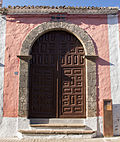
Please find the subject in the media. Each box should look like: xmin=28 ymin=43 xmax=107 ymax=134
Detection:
xmin=3 ymin=14 xmax=111 ymax=117
xmin=69 ymin=15 xmax=111 ymax=116
xmin=4 ymin=16 xmax=49 ymax=117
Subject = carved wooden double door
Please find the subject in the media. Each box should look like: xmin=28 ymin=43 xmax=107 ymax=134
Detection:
xmin=29 ymin=31 xmax=86 ymax=118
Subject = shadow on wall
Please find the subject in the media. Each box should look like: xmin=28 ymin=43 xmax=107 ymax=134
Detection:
xmin=95 ymin=104 xmax=120 ymax=137
xmin=90 ymin=38 xmax=114 ymax=137
xmin=113 ymin=104 xmax=120 ymax=136
xmin=95 ymin=57 xmax=114 ymax=137
xmin=97 ymin=57 xmax=114 ymax=66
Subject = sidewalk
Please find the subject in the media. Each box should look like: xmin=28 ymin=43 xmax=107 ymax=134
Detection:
xmin=0 ymin=137 xmax=120 ymax=142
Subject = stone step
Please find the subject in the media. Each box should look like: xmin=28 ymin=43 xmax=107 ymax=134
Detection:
xmin=19 ymin=129 xmax=96 ymax=138
xmin=18 ymin=119 xmax=96 ymax=138
xmin=30 ymin=124 xmax=86 ymax=128
xmin=19 ymin=129 xmax=95 ymax=135
xmin=30 ymin=118 xmax=85 ymax=124
xmin=30 ymin=124 xmax=87 ymax=130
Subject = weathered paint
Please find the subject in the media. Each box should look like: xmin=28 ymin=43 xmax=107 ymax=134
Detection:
xmin=0 ymin=15 xmax=6 ymax=122
xmin=3 ymin=16 xmax=48 ymax=117
xmin=74 ymin=16 xmax=111 ymax=116
xmin=85 ymin=117 xmax=103 ymax=136
xmin=108 ymin=14 xmax=120 ymax=136
xmin=4 ymin=15 xmax=111 ymax=117
xmin=0 ymin=116 xmax=103 ymax=138
xmin=0 ymin=117 xmax=17 ymax=137
xmin=119 ymin=12 xmax=120 ymax=41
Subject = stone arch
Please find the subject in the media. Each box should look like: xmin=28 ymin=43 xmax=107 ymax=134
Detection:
xmin=21 ymin=22 xmax=95 ymax=55
xmin=19 ymin=22 xmax=97 ymax=117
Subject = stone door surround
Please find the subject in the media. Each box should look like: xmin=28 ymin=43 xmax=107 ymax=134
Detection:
xmin=18 ymin=22 xmax=97 ymax=118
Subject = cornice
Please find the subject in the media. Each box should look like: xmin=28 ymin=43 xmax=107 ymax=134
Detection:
xmin=0 ymin=6 xmax=119 ymax=15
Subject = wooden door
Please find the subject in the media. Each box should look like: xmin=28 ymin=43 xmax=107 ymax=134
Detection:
xmin=58 ymin=32 xmax=86 ymax=118
xmin=29 ymin=31 xmax=86 ymax=118
xmin=29 ymin=32 xmax=58 ymax=118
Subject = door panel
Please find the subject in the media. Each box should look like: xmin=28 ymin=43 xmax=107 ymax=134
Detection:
xmin=29 ymin=32 xmax=57 ymax=118
xmin=58 ymin=32 xmax=85 ymax=118
xmin=59 ymin=67 xmax=85 ymax=117
xmin=29 ymin=67 xmax=56 ymax=118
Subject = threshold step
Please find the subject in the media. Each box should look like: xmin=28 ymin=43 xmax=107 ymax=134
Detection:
xmin=30 ymin=124 xmax=85 ymax=128
xmin=30 ymin=118 xmax=85 ymax=124
xmin=19 ymin=129 xmax=95 ymax=135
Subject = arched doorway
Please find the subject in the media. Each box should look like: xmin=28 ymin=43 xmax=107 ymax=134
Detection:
xmin=29 ymin=31 xmax=85 ymax=118
xmin=19 ymin=22 xmax=97 ymax=118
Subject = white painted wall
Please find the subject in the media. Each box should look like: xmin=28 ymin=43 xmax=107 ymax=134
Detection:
xmin=0 ymin=15 xmax=6 ymax=123
xmin=0 ymin=117 xmax=18 ymax=138
xmin=0 ymin=13 xmax=120 ymax=138
xmin=85 ymin=117 xmax=103 ymax=137
xmin=108 ymin=14 xmax=120 ymax=136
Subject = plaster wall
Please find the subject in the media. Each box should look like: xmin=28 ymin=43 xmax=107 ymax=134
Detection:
xmin=4 ymin=15 xmax=111 ymax=117
xmin=0 ymin=10 xmax=119 ymax=138
xmin=71 ymin=16 xmax=111 ymax=116
xmin=108 ymin=14 xmax=120 ymax=136
xmin=0 ymin=116 xmax=103 ymax=138
xmin=3 ymin=17 xmax=48 ymax=117
xmin=119 ymin=13 xmax=120 ymax=41
xmin=1 ymin=14 xmax=112 ymax=137
xmin=0 ymin=117 xmax=18 ymax=138
xmin=0 ymin=15 xmax=6 ymax=122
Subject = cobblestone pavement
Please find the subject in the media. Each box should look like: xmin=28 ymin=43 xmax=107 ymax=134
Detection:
xmin=0 ymin=137 xmax=120 ymax=142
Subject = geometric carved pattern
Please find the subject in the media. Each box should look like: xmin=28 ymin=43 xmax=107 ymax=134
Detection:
xmin=29 ymin=31 xmax=85 ymax=118
xmin=61 ymin=68 xmax=85 ymax=117
xmin=59 ymin=32 xmax=85 ymax=118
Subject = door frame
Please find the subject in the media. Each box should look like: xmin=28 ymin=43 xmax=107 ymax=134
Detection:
xmin=18 ymin=22 xmax=97 ymax=118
